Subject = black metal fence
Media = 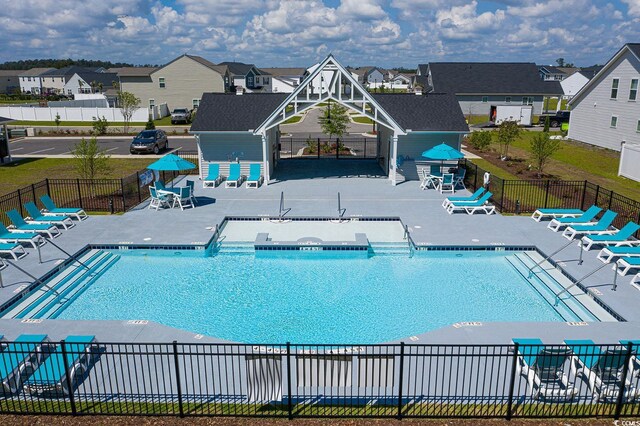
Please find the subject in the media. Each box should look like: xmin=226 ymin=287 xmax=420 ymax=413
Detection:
xmin=463 ymin=160 xmax=640 ymax=232
xmin=279 ymin=137 xmax=377 ymax=159
xmin=1 ymin=340 xmax=639 ymax=419
xmin=0 ymin=150 xmax=199 ymax=225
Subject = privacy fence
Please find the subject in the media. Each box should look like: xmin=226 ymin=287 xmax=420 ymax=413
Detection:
xmin=463 ymin=160 xmax=640 ymax=233
xmin=0 ymin=150 xmax=199 ymax=226
xmin=1 ymin=340 xmax=640 ymax=419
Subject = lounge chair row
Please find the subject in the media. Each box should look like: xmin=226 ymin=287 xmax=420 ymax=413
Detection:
xmin=203 ymin=163 xmax=264 ymax=189
xmin=0 ymin=195 xmax=87 ymax=261
xmin=513 ymin=338 xmax=640 ymax=402
xmin=442 ymin=187 xmax=496 ymax=215
xmin=1 ymin=334 xmax=97 ymax=395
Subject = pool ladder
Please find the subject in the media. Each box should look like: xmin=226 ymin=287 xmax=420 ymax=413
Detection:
xmin=404 ymin=225 xmax=415 ymax=258
xmin=0 ymin=258 xmax=62 ymax=302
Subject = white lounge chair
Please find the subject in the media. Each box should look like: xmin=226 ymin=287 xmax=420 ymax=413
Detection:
xmin=597 ymin=246 xmax=640 ymax=263
xmin=0 ymin=242 xmax=27 ymax=260
xmin=246 ymin=164 xmax=264 ymax=189
xmin=40 ymin=195 xmax=87 ymax=221
xmin=581 ymin=222 xmax=640 ymax=251
xmin=547 ymin=205 xmax=602 ymax=232
xmin=615 ymin=257 xmax=640 ymax=276
xmin=442 ymin=188 xmax=485 ymax=208
xmin=562 ymin=210 xmax=618 ymax=240
xmin=531 ymin=208 xmax=585 ymax=222
xmin=225 ymin=163 xmax=243 ymax=188
xmin=202 ymin=164 xmax=223 ymax=188
xmin=445 ymin=191 xmax=495 ymax=215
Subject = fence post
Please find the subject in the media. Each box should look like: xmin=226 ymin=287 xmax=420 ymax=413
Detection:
xmin=594 ymin=185 xmax=600 ymax=207
xmin=317 ymin=138 xmax=320 ymax=159
xmin=608 ymin=190 xmax=614 ymax=211
xmin=76 ymin=179 xmax=83 ymax=209
xmin=580 ymin=180 xmax=587 ymax=210
xmin=136 ymin=171 xmax=142 ymax=203
xmin=17 ymin=189 xmax=24 ymax=216
xmin=614 ymin=342 xmax=634 ymax=419
xmin=473 ymin=163 xmax=478 ymax=190
xmin=506 ymin=342 xmax=519 ymax=420
xmin=500 ymin=179 xmax=505 ymax=213
xmin=543 ymin=180 xmax=550 ymax=209
xmin=45 ymin=178 xmax=50 ymax=197
xmin=120 ymin=178 xmax=127 ymax=212
xmin=286 ymin=342 xmax=293 ymax=419
xmin=60 ymin=340 xmax=77 ymax=415
xmin=172 ymin=341 xmax=184 ymax=417
xmin=397 ymin=342 xmax=405 ymax=419
xmin=31 ymin=183 xmax=36 ymax=203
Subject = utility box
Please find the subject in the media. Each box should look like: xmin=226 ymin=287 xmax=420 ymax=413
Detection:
xmin=490 ymin=105 xmax=533 ymax=126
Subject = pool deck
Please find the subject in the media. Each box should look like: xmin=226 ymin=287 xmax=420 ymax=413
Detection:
xmin=1 ymin=159 xmax=639 ymax=345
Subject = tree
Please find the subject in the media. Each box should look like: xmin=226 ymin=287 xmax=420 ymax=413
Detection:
xmin=530 ymin=132 xmax=560 ymax=176
xmin=54 ymin=113 xmax=61 ymax=130
xmin=318 ymin=100 xmax=349 ymax=139
xmin=556 ymin=58 xmax=565 ymax=67
xmin=543 ymin=115 xmax=550 ymax=132
xmin=72 ymin=137 xmax=111 ymax=179
xmin=497 ymin=120 xmax=521 ymax=159
xmin=118 ymin=91 xmax=141 ymax=134
xmin=468 ymin=131 xmax=492 ymax=151
xmin=91 ymin=116 xmax=109 ymax=135
xmin=145 ymin=117 xmax=155 ymax=130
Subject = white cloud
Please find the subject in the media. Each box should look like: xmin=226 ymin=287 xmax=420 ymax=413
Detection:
xmin=435 ymin=1 xmax=506 ymax=40
xmin=622 ymin=0 xmax=640 ymax=17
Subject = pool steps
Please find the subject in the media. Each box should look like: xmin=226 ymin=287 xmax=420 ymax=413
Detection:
xmin=2 ymin=249 xmax=120 ymax=320
xmin=507 ymin=251 xmax=616 ymax=322
xmin=216 ymin=241 xmax=410 ymax=256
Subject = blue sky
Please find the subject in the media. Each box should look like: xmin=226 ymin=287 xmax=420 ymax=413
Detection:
xmin=1 ymin=0 xmax=638 ymax=68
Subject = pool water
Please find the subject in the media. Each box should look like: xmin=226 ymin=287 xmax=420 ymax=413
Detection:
xmin=54 ymin=250 xmax=591 ymax=343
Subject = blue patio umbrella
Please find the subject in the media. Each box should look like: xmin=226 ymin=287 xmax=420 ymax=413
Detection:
xmin=421 ymin=143 xmax=465 ymax=160
xmin=147 ymin=153 xmax=196 ymax=186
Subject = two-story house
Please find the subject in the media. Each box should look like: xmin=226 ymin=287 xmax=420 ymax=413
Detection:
xmin=0 ymin=71 xmax=20 ymax=94
xmin=218 ymin=62 xmax=267 ymax=93
xmin=18 ymin=68 xmax=55 ymax=94
xmin=538 ymin=65 xmax=568 ymax=81
xmin=259 ymin=68 xmax=306 ymax=93
xmin=568 ymin=43 xmax=640 ymax=151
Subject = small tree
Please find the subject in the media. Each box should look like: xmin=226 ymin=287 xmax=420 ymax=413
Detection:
xmin=543 ymin=115 xmax=550 ymax=132
xmin=145 ymin=117 xmax=155 ymax=130
xmin=530 ymin=132 xmax=560 ymax=177
xmin=118 ymin=91 xmax=141 ymax=134
xmin=54 ymin=113 xmax=61 ymax=130
xmin=318 ymin=100 xmax=349 ymax=139
xmin=91 ymin=116 xmax=109 ymax=135
xmin=497 ymin=120 xmax=521 ymax=159
xmin=468 ymin=131 xmax=492 ymax=151
xmin=72 ymin=137 xmax=111 ymax=179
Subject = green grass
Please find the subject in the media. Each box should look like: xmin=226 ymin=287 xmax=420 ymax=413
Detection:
xmin=544 ymin=97 xmax=568 ymax=111
xmin=0 ymin=99 xmax=38 ymax=104
xmin=281 ymin=115 xmax=302 ymax=125
xmin=10 ymin=120 xmax=148 ymax=127
xmin=466 ymin=115 xmax=490 ymax=125
xmin=0 ymin=157 xmax=152 ymax=194
xmin=352 ymin=116 xmax=374 ymax=124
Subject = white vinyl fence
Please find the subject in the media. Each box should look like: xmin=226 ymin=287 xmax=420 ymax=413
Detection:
xmin=619 ymin=142 xmax=640 ymax=183
xmin=0 ymin=106 xmax=151 ymax=122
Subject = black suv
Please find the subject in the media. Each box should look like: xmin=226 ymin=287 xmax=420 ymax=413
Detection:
xmin=130 ymin=130 xmax=169 ymax=154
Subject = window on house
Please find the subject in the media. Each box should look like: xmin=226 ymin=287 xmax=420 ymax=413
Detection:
xmin=481 ymin=96 xmax=488 ymax=103
xmin=610 ymin=115 xmax=618 ymax=128
xmin=505 ymin=96 xmax=511 ymax=103
xmin=637 ymin=120 xmax=640 ymax=132
xmin=263 ymin=76 xmax=269 ymax=84
xmin=159 ymin=77 xmax=165 ymax=88
xmin=611 ymin=78 xmax=619 ymax=99
xmin=149 ymin=99 xmax=155 ymax=108
xmin=630 ymin=79 xmax=638 ymax=101
xmin=192 ymin=99 xmax=200 ymax=109
xmin=522 ymin=96 xmax=533 ymax=105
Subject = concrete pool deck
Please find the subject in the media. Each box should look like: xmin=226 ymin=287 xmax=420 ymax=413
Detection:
xmin=1 ymin=159 xmax=639 ymax=344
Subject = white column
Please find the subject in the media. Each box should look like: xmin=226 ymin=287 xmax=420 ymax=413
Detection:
xmin=391 ymin=134 xmax=398 ymax=186
xmin=195 ymin=135 xmax=202 ymax=180
xmin=261 ymin=131 xmax=270 ymax=185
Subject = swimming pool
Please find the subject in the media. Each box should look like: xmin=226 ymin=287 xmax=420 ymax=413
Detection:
xmin=6 ymin=248 xmax=611 ymax=343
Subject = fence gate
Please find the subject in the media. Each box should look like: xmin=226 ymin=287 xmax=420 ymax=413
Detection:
xmin=279 ymin=137 xmax=377 ymax=160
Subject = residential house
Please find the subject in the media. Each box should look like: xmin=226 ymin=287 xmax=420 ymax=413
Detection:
xmin=116 ymin=54 xmax=225 ymax=116
xmin=568 ymin=43 xmax=640 ymax=151
xmin=352 ymin=67 xmax=386 ymax=87
xmin=413 ymin=64 xmax=430 ymax=92
xmin=0 ymin=70 xmax=20 ymax=94
xmin=538 ymin=65 xmax=567 ymax=81
xmin=64 ymin=72 xmax=118 ymax=96
xmin=18 ymin=68 xmax=55 ymax=94
xmin=425 ymin=62 xmax=563 ymax=117
xmin=388 ymin=73 xmax=412 ymax=90
xmin=259 ymin=68 xmax=306 ymax=93
xmin=39 ymin=66 xmax=102 ymax=95
xmin=560 ymin=66 xmax=603 ymax=100
xmin=218 ymin=62 xmax=266 ymax=93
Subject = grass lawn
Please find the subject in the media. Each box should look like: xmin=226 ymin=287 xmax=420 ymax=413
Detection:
xmin=281 ymin=115 xmax=303 ymax=124
xmin=544 ymin=97 xmax=568 ymax=111
xmin=10 ymin=120 xmax=148 ymax=127
xmin=0 ymin=157 xmax=151 ymax=194
xmin=0 ymin=100 xmax=38 ymax=104
xmin=467 ymin=115 xmax=490 ymax=125
xmin=352 ymin=116 xmax=374 ymax=124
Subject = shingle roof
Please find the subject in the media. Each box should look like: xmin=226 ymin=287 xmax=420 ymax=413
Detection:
xmin=114 ymin=67 xmax=157 ymax=77
xmin=180 ymin=55 xmax=226 ymax=75
xmin=371 ymin=93 xmax=468 ymax=132
xmin=0 ymin=70 xmax=19 ymax=77
xmin=429 ymin=62 xmax=563 ymax=95
xmin=218 ymin=62 xmax=257 ymax=76
xmin=75 ymin=72 xmax=118 ymax=88
xmin=538 ymin=65 xmax=566 ymax=74
xmin=18 ymin=68 xmax=55 ymax=77
xmin=417 ymin=64 xmax=428 ymax=75
xmin=627 ymin=43 xmax=640 ymax=59
xmin=41 ymin=66 xmax=94 ymax=77
xmin=190 ymin=93 xmax=289 ymax=132
xmin=260 ymin=68 xmax=306 ymax=76
xmin=577 ymin=66 xmax=604 ymax=79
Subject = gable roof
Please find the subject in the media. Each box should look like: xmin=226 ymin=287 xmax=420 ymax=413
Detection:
xmin=577 ymin=65 xmax=604 ymax=80
xmin=75 ymin=72 xmax=118 ymax=88
xmin=41 ymin=66 xmax=96 ymax=77
xmin=113 ymin=67 xmax=157 ymax=77
xmin=190 ymin=93 xmax=288 ymax=132
xmin=538 ymin=65 xmax=566 ymax=75
xmin=152 ymin=54 xmax=226 ymax=76
xmin=429 ymin=62 xmax=562 ymax=95
xmin=0 ymin=70 xmax=19 ymax=77
xmin=627 ymin=43 xmax=640 ymax=59
xmin=218 ymin=62 xmax=258 ymax=76
xmin=371 ymin=93 xmax=468 ymax=132
xmin=19 ymin=68 xmax=55 ymax=77
xmin=417 ymin=64 xmax=428 ymax=75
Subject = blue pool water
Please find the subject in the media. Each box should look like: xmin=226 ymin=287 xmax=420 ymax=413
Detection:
xmin=57 ymin=250 xmax=582 ymax=343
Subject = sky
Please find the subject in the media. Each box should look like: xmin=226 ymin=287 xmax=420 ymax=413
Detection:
xmin=1 ymin=0 xmax=639 ymax=69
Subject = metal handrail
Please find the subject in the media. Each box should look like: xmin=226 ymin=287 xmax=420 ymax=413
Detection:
xmin=404 ymin=225 xmax=416 ymax=258
xmin=46 ymin=238 xmax=90 ymax=271
xmin=527 ymin=239 xmax=577 ymax=278
xmin=337 ymin=192 xmax=346 ymax=218
xmin=278 ymin=191 xmax=291 ymax=220
xmin=2 ymin=258 xmax=62 ymax=302
xmin=554 ymin=262 xmax=611 ymax=304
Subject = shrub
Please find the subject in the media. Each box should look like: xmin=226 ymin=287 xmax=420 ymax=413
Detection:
xmin=530 ymin=132 xmax=561 ymax=177
xmin=91 ymin=116 xmax=109 ymax=135
xmin=145 ymin=117 xmax=155 ymax=130
xmin=468 ymin=131 xmax=492 ymax=151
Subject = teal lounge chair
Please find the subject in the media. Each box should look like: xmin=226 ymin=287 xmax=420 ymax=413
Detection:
xmin=513 ymin=338 xmax=577 ymax=401
xmin=547 ymin=205 xmax=602 ymax=232
xmin=442 ymin=188 xmax=485 ymax=208
xmin=1 ymin=334 xmax=48 ymax=394
xmin=40 ymin=195 xmax=87 ymax=221
xmin=615 ymin=257 xmax=640 ymax=276
xmin=24 ymin=202 xmax=74 ymax=230
xmin=445 ymin=191 xmax=495 ymax=215
xmin=562 ymin=210 xmax=618 ymax=240
xmin=0 ymin=223 xmax=45 ymax=249
xmin=0 ymin=242 xmax=27 ymax=260
xmin=566 ymin=339 xmax=638 ymax=402
xmin=581 ymin=222 xmax=640 ymax=251
xmin=246 ymin=164 xmax=264 ymax=189
xmin=203 ymin=164 xmax=222 ymax=188
xmin=531 ymin=208 xmax=585 ymax=222
xmin=225 ymin=163 xmax=243 ymax=188
xmin=598 ymin=245 xmax=640 ymax=263
xmin=6 ymin=210 xmax=61 ymax=239
xmin=24 ymin=335 xmax=97 ymax=395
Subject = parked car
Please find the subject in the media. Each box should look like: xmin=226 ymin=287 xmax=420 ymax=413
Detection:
xmin=171 ymin=108 xmax=191 ymax=124
xmin=129 ymin=130 xmax=169 ymax=154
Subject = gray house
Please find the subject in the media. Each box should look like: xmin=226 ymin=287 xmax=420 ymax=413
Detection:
xmin=424 ymin=62 xmax=563 ymax=118
xmin=218 ymin=62 xmax=266 ymax=93
xmin=0 ymin=71 xmax=20 ymax=94
xmin=568 ymin=43 xmax=640 ymax=151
